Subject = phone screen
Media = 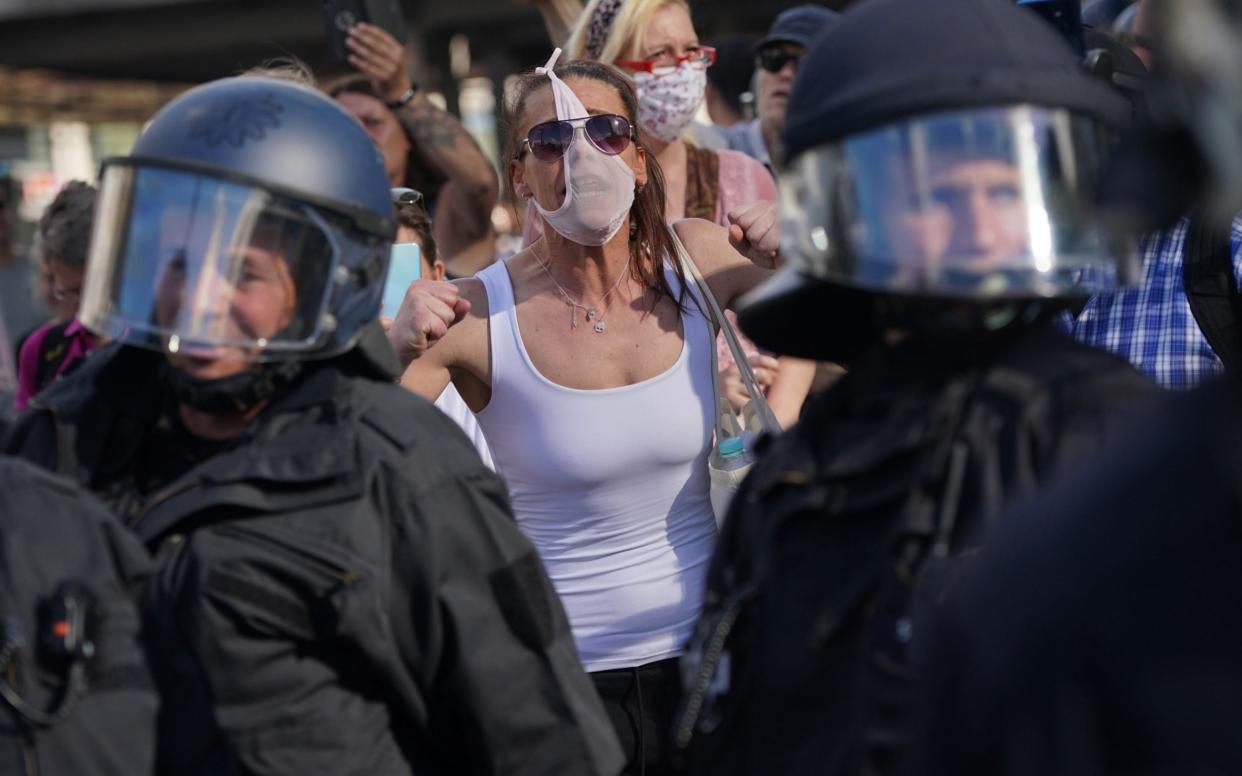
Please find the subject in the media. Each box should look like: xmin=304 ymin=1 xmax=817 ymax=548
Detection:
xmin=382 ymin=242 xmax=422 ymax=319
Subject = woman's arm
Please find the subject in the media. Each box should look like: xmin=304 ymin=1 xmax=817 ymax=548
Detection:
xmin=347 ymin=23 xmax=499 ymax=256
xmin=764 ymin=357 xmax=817 ymax=428
xmin=388 ymin=278 xmax=490 ymax=405
xmin=672 ymin=217 xmax=772 ymax=312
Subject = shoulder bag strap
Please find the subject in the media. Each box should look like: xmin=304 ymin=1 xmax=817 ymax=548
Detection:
xmin=669 ymin=225 xmax=782 ymax=435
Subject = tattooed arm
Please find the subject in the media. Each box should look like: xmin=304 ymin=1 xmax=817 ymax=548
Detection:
xmin=347 ymin=23 xmax=500 ymax=257
xmin=397 ymin=106 xmax=498 ymax=257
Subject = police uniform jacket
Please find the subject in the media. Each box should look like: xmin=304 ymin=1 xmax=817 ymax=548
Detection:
xmin=3 ymin=341 xmax=625 ymax=776
xmin=675 ymin=325 xmax=1156 ymax=776
xmin=911 ymin=376 xmax=1242 ymax=776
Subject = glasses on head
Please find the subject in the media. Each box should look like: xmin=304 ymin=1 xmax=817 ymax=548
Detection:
xmin=519 ymin=114 xmax=635 ymax=163
xmin=390 ymin=187 xmax=425 ymax=206
xmin=615 ymin=46 xmax=717 ymax=77
xmin=757 ymin=47 xmax=802 ymax=74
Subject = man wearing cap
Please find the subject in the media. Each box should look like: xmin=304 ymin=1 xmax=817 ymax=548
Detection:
xmin=909 ymin=3 xmax=1242 ymax=773
xmin=672 ymin=0 xmax=1155 ymax=774
xmin=723 ymin=4 xmax=840 ymax=172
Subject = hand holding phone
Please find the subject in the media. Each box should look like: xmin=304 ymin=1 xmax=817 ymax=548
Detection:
xmin=322 ymin=0 xmax=407 ymax=64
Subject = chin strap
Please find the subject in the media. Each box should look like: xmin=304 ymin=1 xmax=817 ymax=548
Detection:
xmin=166 ymin=360 xmax=305 ymax=415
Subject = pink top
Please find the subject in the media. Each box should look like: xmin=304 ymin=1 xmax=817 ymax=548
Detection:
xmin=15 ymin=318 xmax=98 ymax=410
xmin=711 ymin=151 xmax=775 ymax=376
xmin=712 ymin=149 xmax=778 ymax=226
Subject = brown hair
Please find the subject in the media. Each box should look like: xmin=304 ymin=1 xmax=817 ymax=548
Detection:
xmin=504 ymin=60 xmax=691 ymax=317
xmin=395 ymin=199 xmax=437 ymax=264
xmin=324 ymin=76 xmax=444 ymax=193
xmin=38 ymin=181 xmax=96 ymax=270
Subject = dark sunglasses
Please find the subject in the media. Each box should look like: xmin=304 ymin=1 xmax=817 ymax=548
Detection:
xmin=520 ymin=114 xmax=635 ymax=163
xmin=390 ymin=187 xmax=425 ymax=206
xmin=757 ymin=48 xmax=802 ymax=74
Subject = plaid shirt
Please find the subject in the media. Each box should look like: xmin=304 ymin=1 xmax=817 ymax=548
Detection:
xmin=1066 ymin=216 xmax=1242 ymax=391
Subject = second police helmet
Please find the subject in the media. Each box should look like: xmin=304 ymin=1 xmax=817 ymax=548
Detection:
xmin=739 ymin=0 xmax=1140 ymax=362
xmin=81 ymin=76 xmax=395 ymax=368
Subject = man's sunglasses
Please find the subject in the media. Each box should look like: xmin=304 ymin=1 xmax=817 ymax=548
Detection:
xmin=757 ymin=48 xmax=802 ymax=74
xmin=520 ymin=114 xmax=635 ymax=163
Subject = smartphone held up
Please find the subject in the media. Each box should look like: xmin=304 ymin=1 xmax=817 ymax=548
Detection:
xmin=321 ymin=0 xmax=407 ymax=62
xmin=382 ymin=242 xmax=422 ymax=319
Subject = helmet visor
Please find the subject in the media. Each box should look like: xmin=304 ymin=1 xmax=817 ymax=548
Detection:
xmin=780 ymin=106 xmax=1137 ymax=298
xmin=82 ymin=164 xmax=341 ymax=358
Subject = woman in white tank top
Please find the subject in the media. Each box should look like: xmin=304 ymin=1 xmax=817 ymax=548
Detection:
xmin=386 ymin=57 xmax=794 ymax=775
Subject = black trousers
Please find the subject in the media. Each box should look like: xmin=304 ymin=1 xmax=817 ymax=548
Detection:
xmin=590 ymin=657 xmax=684 ymax=776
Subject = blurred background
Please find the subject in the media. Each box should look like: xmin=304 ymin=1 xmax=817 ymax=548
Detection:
xmin=0 ymin=0 xmax=854 ymax=236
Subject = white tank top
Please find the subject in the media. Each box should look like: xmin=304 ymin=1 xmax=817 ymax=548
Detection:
xmin=433 ymin=384 xmax=494 ymax=471
xmin=475 ymin=258 xmax=717 ymax=672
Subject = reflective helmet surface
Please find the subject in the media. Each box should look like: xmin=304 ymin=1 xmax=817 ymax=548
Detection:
xmin=740 ymin=0 xmax=1139 ymax=361
xmin=80 ymin=76 xmax=396 ymax=362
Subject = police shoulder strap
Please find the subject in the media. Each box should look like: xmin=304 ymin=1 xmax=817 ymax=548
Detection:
xmin=1183 ymin=212 xmax=1242 ymax=371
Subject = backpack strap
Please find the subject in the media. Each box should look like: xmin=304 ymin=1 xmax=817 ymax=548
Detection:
xmin=1183 ymin=213 xmax=1242 ymax=371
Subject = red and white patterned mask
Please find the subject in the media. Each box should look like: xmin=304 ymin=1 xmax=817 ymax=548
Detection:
xmin=632 ymin=64 xmax=707 ymax=144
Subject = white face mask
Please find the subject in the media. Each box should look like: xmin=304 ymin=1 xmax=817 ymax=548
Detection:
xmin=529 ymin=48 xmax=636 ymax=247
xmin=632 ymin=65 xmax=707 ymax=144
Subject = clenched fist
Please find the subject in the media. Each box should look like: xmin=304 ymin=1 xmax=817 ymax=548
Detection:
xmin=386 ymin=279 xmax=470 ymax=368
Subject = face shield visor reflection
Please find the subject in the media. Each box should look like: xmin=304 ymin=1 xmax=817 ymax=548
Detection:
xmin=780 ymin=106 xmax=1136 ymax=298
xmin=82 ymin=165 xmax=340 ymax=358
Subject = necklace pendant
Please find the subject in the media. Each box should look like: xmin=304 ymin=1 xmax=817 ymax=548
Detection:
xmin=587 ymin=307 xmax=597 ymax=320
xmin=593 ymin=320 xmax=606 ymax=333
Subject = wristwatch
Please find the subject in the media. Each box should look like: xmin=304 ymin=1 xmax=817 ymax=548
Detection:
xmin=385 ymin=85 xmax=418 ymax=110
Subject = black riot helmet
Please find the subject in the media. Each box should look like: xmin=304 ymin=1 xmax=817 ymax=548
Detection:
xmin=80 ymin=76 xmax=396 ymax=408
xmin=739 ymin=0 xmax=1140 ymax=362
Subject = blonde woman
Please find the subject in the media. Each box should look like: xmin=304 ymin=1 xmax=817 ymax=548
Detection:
xmin=567 ymin=0 xmax=777 ymax=225
xmin=565 ymin=0 xmax=816 ymax=428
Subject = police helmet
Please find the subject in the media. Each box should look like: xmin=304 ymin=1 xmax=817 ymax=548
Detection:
xmin=80 ymin=76 xmax=395 ymax=364
xmin=740 ymin=0 xmax=1140 ymax=361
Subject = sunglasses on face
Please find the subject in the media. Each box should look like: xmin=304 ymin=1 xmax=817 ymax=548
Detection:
xmin=520 ymin=114 xmax=635 ymax=163
xmin=757 ymin=48 xmax=802 ymax=74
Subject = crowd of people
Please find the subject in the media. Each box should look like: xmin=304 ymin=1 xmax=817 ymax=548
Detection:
xmin=1 ymin=0 xmax=1239 ymax=774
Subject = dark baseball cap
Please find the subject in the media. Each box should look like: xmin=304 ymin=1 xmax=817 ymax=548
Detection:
xmin=757 ymin=4 xmax=840 ymax=52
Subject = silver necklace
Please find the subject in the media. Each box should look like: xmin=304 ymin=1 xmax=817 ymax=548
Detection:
xmin=535 ymin=249 xmax=633 ymax=333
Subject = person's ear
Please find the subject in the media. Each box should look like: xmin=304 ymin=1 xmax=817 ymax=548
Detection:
xmin=431 ymin=260 xmax=447 ymax=281
xmin=633 ymin=144 xmax=648 ymax=189
xmin=510 ymin=158 xmax=533 ymax=200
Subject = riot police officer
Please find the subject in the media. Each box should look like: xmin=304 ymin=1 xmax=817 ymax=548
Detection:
xmin=3 ymin=76 xmax=623 ymax=776
xmin=911 ymin=2 xmax=1242 ymax=773
xmin=673 ymin=0 xmax=1157 ymax=773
